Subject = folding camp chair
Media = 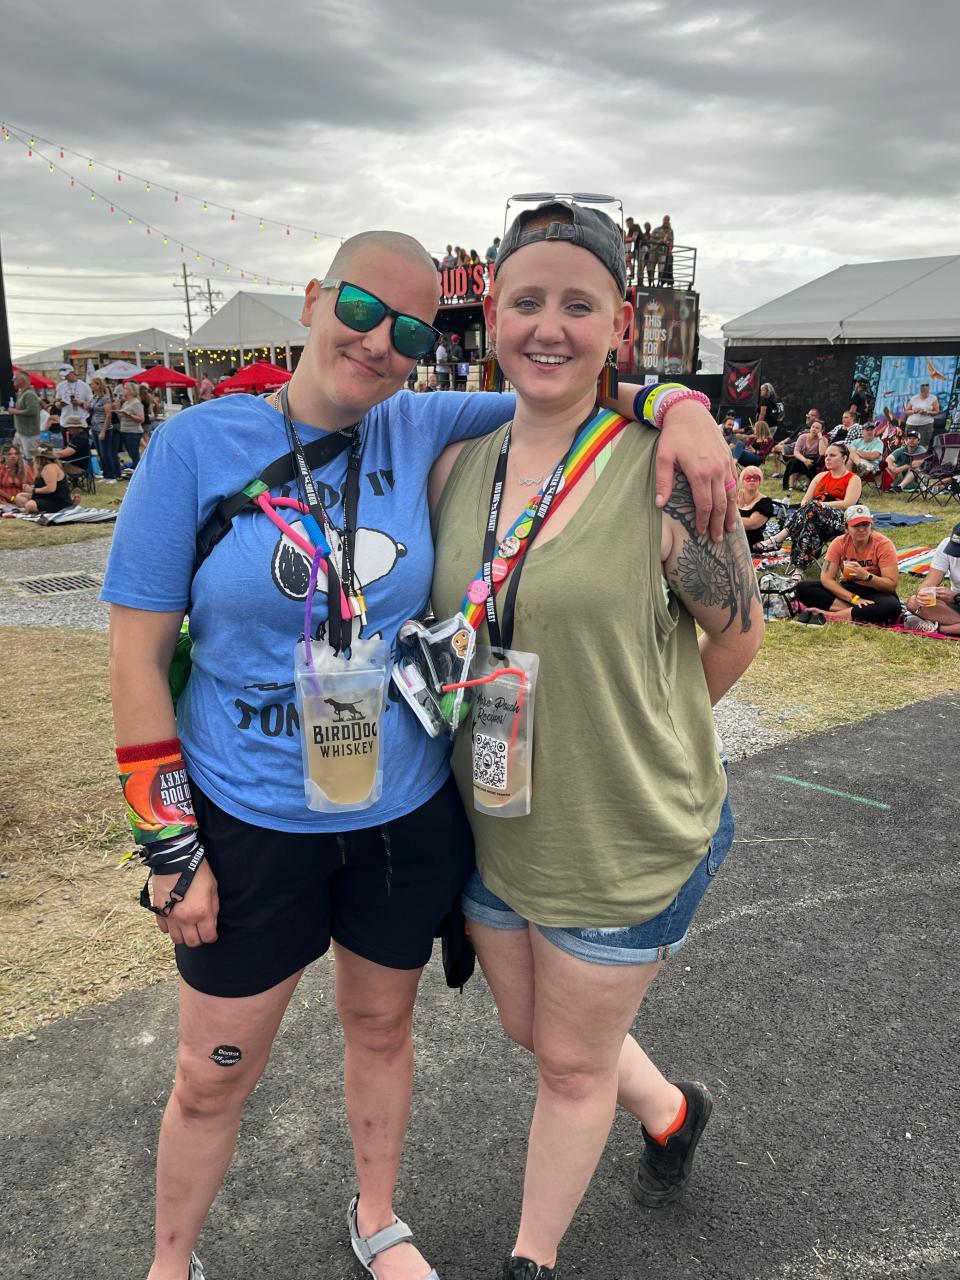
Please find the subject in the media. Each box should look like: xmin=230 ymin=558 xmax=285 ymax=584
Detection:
xmin=909 ymin=432 xmax=960 ymax=506
xmin=65 ymin=456 xmax=97 ymax=496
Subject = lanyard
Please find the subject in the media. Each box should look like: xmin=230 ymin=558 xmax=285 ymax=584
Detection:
xmin=279 ymin=385 xmax=363 ymax=653
xmin=468 ymin=407 xmax=629 ymax=655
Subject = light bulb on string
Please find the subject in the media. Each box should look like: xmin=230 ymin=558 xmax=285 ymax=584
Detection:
xmin=59 ymin=147 xmax=64 ymax=158
xmin=117 ymin=171 xmax=122 ymax=182
xmin=110 ymin=205 xmax=115 ymax=214
xmin=258 ymin=220 xmax=264 ymax=230
xmin=87 ymin=159 xmax=93 ymax=170
xmin=174 ymin=192 xmax=179 ymax=202
xmin=128 ymin=215 xmax=134 ymax=224
xmin=230 ymin=211 xmax=236 ymax=221
xmin=29 ymin=136 xmax=35 ymax=146
xmin=163 ymin=235 xmax=169 ymax=244
xmin=285 ymin=226 xmax=290 ymax=236
xmin=48 ymin=163 xmax=54 ymax=172
xmin=90 ymin=192 xmax=96 ymax=201
xmin=70 ymin=178 xmax=75 ymax=187
xmin=202 ymin=201 xmax=208 ymax=213
xmin=146 ymin=181 xmax=151 ymax=192
xmin=195 ymin=252 xmax=201 ymax=262
xmin=146 ymin=226 xmax=151 ymax=235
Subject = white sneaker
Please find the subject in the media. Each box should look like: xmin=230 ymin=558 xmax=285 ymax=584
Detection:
xmin=188 ymin=1255 xmax=205 ymax=1279
xmin=901 ymin=612 xmax=938 ymax=633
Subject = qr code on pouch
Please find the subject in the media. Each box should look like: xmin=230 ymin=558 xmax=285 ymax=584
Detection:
xmin=473 ymin=734 xmax=507 ymax=791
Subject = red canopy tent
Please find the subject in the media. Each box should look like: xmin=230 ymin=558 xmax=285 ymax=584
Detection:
xmin=213 ymin=361 xmax=293 ymax=395
xmin=13 ymin=365 xmax=56 ymax=390
xmin=124 ymin=365 xmax=197 ymax=388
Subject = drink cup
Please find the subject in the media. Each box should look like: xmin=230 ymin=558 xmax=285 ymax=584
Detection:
xmin=294 ymin=639 xmax=389 ymax=813
xmin=918 ymin=585 xmax=937 ymax=608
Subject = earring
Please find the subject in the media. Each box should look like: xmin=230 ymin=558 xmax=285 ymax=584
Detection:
xmin=480 ymin=343 xmax=505 ymax=393
xmin=597 ymin=349 xmax=618 ymax=402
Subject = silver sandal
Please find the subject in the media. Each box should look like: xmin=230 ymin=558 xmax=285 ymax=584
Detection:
xmin=188 ymin=1255 xmax=204 ymax=1279
xmin=347 ymin=1195 xmax=440 ymax=1279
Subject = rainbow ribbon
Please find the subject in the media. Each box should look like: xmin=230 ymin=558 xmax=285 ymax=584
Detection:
xmin=461 ymin=407 xmax=629 ymax=630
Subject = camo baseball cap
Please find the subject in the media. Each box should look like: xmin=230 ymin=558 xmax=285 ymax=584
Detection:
xmin=494 ymin=199 xmax=627 ymax=297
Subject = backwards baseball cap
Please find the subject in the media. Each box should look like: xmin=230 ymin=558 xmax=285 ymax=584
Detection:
xmin=495 ymin=199 xmax=627 ymax=296
xmin=905 ymin=428 xmax=921 ymax=438
xmin=844 ymin=504 xmax=874 ymax=525
xmin=943 ymin=521 xmax=960 ymax=557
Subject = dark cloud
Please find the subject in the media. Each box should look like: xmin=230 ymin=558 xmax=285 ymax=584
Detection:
xmin=4 ymin=0 xmax=959 ymax=355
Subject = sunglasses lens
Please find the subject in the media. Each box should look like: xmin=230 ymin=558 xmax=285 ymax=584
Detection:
xmin=393 ymin=315 xmax=436 ymax=359
xmin=336 ymin=284 xmax=384 ymax=333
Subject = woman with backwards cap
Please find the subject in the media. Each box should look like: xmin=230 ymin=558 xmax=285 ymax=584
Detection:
xmin=430 ymin=201 xmax=763 ymax=1278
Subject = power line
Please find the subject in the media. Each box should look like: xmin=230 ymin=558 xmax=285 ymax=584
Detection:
xmin=8 ymin=293 xmax=181 ymax=302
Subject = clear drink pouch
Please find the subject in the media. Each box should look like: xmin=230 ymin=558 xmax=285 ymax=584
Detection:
xmin=468 ymin=645 xmax=539 ymax=818
xmin=294 ymin=635 xmax=391 ymax=813
xmin=391 ymin=613 xmax=475 ymax=737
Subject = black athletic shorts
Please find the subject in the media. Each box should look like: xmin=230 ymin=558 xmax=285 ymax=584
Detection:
xmin=175 ymin=775 xmax=475 ymax=998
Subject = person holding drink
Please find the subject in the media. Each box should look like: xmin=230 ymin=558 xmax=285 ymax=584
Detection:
xmin=903 ymin=521 xmax=960 ymax=634
xmin=101 ymin=222 xmax=736 ymax=1280
xmin=429 ymin=199 xmax=763 ymax=1279
xmin=793 ymin=504 xmax=902 ymax=624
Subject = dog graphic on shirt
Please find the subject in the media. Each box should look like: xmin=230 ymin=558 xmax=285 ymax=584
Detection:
xmin=271 ymin=521 xmax=407 ymax=602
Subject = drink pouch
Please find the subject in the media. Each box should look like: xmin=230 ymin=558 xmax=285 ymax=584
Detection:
xmin=468 ymin=645 xmax=539 ymax=818
xmin=392 ymin=613 xmax=475 ymax=737
xmin=294 ymin=635 xmax=390 ymax=813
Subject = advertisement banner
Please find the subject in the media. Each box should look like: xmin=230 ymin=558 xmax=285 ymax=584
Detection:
xmin=721 ymin=358 xmax=762 ymax=410
xmin=628 ymin=287 xmax=698 ymax=376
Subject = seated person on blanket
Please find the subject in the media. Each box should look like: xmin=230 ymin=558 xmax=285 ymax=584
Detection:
xmin=0 ymin=442 xmax=33 ymax=502
xmin=903 ymin=521 xmax=960 ymax=636
xmin=55 ymin=416 xmax=93 ymax=470
xmin=847 ymin=421 xmax=884 ymax=479
xmin=13 ymin=442 xmax=73 ymax=515
xmin=755 ymin=443 xmax=861 ymax=574
xmin=793 ymin=504 xmax=902 ymax=625
xmin=884 ymin=430 xmax=927 ymax=492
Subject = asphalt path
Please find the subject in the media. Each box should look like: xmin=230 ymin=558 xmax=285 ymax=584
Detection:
xmin=2 ymin=694 xmax=958 ymax=1280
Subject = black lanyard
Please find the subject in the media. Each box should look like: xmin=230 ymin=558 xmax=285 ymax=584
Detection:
xmin=480 ymin=411 xmax=593 ymax=655
xmin=279 ymin=385 xmax=363 ymax=653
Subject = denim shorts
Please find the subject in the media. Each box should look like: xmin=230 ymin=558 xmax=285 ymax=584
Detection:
xmin=462 ymin=793 xmax=734 ymax=967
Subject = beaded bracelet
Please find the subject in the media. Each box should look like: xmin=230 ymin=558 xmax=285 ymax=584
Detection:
xmin=652 ymin=387 xmax=713 ymax=430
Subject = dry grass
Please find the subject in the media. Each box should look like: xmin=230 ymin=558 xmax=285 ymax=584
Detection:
xmin=0 ymin=489 xmax=123 ymax=550
xmin=1 ymin=627 xmax=171 ymax=1038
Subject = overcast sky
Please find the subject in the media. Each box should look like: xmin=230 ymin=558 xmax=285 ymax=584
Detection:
xmin=4 ymin=0 xmax=959 ymax=358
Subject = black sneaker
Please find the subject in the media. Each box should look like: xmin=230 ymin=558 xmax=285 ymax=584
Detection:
xmin=631 ymin=1081 xmax=713 ymax=1208
xmin=503 ymin=1255 xmax=557 ymax=1279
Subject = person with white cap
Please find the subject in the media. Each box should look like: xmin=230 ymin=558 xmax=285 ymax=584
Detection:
xmin=54 ymin=363 xmax=93 ymax=426
xmin=903 ymin=521 xmax=960 ymax=634
xmin=792 ymin=503 xmax=902 ymax=625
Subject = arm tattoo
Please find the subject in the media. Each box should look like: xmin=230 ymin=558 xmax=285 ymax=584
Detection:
xmin=663 ymin=476 xmax=760 ymax=634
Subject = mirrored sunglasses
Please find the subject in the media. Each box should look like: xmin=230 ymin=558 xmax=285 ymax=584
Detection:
xmin=320 ymin=279 xmax=439 ymax=360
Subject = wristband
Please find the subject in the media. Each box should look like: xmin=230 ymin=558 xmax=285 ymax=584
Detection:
xmin=850 ymin=594 xmax=861 ymax=604
xmin=116 ymin=737 xmax=197 ymax=847
xmin=653 ymin=388 xmax=713 ymax=430
xmin=139 ymin=838 xmax=207 ymax=917
xmin=632 ymin=382 xmax=688 ymax=428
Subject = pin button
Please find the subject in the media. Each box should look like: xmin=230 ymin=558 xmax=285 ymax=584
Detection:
xmin=491 ymin=557 xmax=509 ymax=583
xmin=498 ymin=535 xmax=521 ymax=558
xmin=515 ymin=519 xmax=533 ymax=540
xmin=467 ymin=579 xmax=490 ymax=604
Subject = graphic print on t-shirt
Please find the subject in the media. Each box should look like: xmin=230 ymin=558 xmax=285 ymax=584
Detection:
xmin=271 ymin=520 xmax=407 ymax=601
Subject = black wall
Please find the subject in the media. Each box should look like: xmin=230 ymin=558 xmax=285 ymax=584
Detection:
xmin=725 ymin=340 xmax=960 ymax=431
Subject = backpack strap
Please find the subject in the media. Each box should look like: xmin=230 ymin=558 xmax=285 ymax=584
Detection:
xmin=194 ymin=429 xmax=353 ymax=572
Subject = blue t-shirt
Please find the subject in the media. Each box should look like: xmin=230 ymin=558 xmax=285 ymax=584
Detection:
xmin=101 ymin=390 xmax=515 ymax=832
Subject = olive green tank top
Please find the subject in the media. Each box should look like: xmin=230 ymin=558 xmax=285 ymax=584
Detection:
xmin=432 ymin=422 xmax=726 ymax=927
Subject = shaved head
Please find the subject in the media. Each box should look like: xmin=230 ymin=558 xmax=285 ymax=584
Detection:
xmin=328 ymin=230 xmax=439 ymax=300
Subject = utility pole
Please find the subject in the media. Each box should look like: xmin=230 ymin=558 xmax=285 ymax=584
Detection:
xmin=181 ymin=263 xmax=194 ymax=337
xmin=0 ymin=235 xmax=14 ymax=408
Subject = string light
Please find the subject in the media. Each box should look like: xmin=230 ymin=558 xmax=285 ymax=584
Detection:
xmin=7 ymin=125 xmax=303 ymax=287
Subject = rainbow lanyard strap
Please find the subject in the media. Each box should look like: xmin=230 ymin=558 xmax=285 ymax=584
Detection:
xmin=461 ymin=407 xmax=629 ymax=634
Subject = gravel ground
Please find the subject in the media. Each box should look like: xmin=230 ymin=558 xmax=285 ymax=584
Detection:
xmin=0 ymin=535 xmax=113 ymax=632
xmin=0 ymin=532 xmax=796 ymax=753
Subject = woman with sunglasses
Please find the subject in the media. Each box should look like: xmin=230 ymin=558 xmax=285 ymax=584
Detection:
xmin=429 ymin=202 xmax=764 ymax=1279
xmin=102 ymin=228 xmax=735 ymax=1280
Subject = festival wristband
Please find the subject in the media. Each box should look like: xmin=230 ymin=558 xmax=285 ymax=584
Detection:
xmin=116 ymin=738 xmax=198 ymax=846
xmin=138 ymin=838 xmax=207 ymax=917
xmin=633 ymin=383 xmax=682 ymax=426
xmin=652 ymin=387 xmax=713 ymax=429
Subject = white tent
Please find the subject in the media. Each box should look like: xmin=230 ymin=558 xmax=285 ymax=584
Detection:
xmin=723 ymin=255 xmax=960 ymax=345
xmin=95 ymin=360 xmax=145 ymax=380
xmin=187 ymin=292 xmax=306 ymax=354
xmin=15 ymin=327 xmax=186 ymax=372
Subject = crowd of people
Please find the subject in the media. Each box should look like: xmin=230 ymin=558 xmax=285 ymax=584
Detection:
xmin=5 ymin=364 xmax=161 ymax=501
xmin=623 ymin=214 xmax=675 ymax=286
xmin=731 ymin=381 xmax=959 ymax=635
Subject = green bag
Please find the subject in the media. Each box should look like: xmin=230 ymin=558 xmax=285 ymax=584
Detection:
xmin=168 ymin=620 xmax=193 ymax=706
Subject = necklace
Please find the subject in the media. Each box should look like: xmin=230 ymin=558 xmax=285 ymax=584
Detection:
xmin=514 ymin=462 xmax=553 ymax=488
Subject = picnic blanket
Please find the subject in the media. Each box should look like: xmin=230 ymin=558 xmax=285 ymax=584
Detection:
xmin=896 ymin=546 xmax=935 ymax=576
xmin=870 ymin=512 xmax=938 ymax=527
xmin=0 ymin=502 xmax=117 ymax=525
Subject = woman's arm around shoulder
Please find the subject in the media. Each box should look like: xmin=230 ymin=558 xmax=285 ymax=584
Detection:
xmin=428 ymin=440 xmax=470 ymax=515
xmin=660 ymin=475 xmax=764 ymax=704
